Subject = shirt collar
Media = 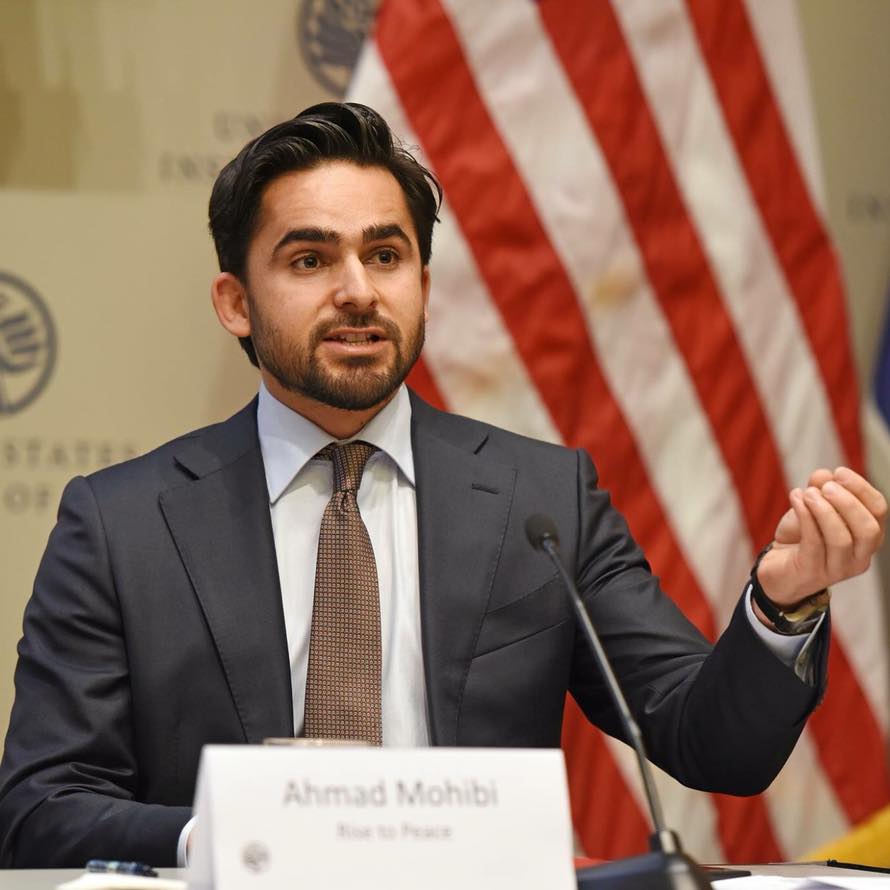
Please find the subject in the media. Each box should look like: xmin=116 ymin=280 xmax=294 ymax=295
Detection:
xmin=257 ymin=382 xmax=415 ymax=504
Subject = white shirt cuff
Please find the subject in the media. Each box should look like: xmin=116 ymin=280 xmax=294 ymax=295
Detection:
xmin=744 ymin=586 xmax=825 ymax=683
xmin=177 ymin=815 xmax=197 ymax=868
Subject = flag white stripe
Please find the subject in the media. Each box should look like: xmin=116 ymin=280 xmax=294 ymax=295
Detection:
xmin=763 ymin=720 xmax=849 ymax=854
xmin=826 ymin=566 xmax=889 ymax=731
xmin=426 ymin=203 xmax=564 ymax=443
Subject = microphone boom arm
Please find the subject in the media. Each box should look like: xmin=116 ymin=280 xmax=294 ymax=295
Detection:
xmin=539 ymin=536 xmax=675 ymax=851
xmin=525 ymin=514 xmax=712 ymax=889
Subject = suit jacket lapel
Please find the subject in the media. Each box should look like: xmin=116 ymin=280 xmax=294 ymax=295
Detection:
xmin=411 ymin=395 xmax=517 ymax=745
xmin=159 ymin=401 xmax=294 ymax=743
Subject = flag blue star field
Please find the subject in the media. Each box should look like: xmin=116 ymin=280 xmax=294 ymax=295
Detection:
xmin=347 ymin=0 xmax=889 ymax=865
xmin=875 ymin=296 xmax=890 ymax=427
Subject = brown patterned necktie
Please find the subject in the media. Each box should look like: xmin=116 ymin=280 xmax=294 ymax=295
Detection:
xmin=304 ymin=441 xmax=382 ymax=746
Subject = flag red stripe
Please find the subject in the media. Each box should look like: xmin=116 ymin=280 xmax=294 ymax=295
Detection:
xmin=685 ymin=0 xmax=863 ymax=473
xmin=407 ymin=356 xmax=447 ymax=411
xmin=685 ymin=0 xmax=889 ymax=823
xmin=536 ymin=0 xmax=785 ymax=860
xmin=537 ymin=0 xmax=787 ymax=552
xmin=376 ymin=0 xmax=719 ymax=857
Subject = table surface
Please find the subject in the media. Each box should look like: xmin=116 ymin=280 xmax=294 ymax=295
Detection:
xmin=0 ymin=862 xmax=885 ymax=888
xmin=0 ymin=870 xmax=184 ymax=889
xmin=720 ymin=861 xmax=888 ymax=876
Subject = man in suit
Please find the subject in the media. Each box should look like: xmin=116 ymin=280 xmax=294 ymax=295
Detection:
xmin=0 ymin=102 xmax=885 ymax=868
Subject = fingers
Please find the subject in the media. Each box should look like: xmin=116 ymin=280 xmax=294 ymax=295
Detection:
xmin=794 ymin=473 xmax=884 ymax=582
xmin=759 ymin=490 xmax=831 ymax=603
xmin=833 ymin=467 xmax=888 ymax=533
xmin=819 ymin=477 xmax=885 ymax=567
xmin=767 ymin=469 xmax=885 ymax=600
xmin=802 ymin=485 xmax=854 ymax=579
xmin=791 ymin=487 xmax=827 ymax=572
xmin=808 ymin=468 xmax=834 ymax=489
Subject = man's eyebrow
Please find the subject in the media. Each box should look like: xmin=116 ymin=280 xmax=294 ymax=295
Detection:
xmin=363 ymin=223 xmax=412 ymax=246
xmin=272 ymin=227 xmax=340 ymax=255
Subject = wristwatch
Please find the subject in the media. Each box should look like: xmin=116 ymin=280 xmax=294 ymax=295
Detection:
xmin=749 ymin=544 xmax=831 ymax=635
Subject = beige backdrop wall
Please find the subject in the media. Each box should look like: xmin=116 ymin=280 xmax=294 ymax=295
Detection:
xmin=0 ymin=0 xmax=354 ymax=739
xmin=1 ymin=0 xmax=890 ymax=756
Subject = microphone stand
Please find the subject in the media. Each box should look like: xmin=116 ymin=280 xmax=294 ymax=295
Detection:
xmin=528 ymin=516 xmax=712 ymax=890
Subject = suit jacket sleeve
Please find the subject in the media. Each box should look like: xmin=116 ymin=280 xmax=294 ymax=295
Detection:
xmin=567 ymin=449 xmax=825 ymax=796
xmin=0 ymin=476 xmax=190 ymax=867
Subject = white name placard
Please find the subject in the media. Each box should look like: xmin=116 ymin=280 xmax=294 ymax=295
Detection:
xmin=187 ymin=745 xmax=575 ymax=890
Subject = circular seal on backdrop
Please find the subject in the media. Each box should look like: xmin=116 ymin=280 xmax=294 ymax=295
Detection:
xmin=0 ymin=272 xmax=57 ymax=416
xmin=298 ymin=0 xmax=376 ymax=96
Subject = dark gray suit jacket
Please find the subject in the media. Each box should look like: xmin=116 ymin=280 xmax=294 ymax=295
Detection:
xmin=0 ymin=393 xmax=822 ymax=867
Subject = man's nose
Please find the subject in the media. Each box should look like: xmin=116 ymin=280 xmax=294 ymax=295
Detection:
xmin=333 ymin=257 xmax=377 ymax=312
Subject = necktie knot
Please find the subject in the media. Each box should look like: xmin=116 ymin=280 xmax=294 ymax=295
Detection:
xmin=319 ymin=441 xmax=377 ymax=494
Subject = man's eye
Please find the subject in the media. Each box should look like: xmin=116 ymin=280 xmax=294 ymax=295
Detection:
xmin=376 ymin=249 xmax=397 ymax=265
xmin=294 ymin=254 xmax=320 ymax=270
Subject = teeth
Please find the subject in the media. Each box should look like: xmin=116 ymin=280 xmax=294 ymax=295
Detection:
xmin=336 ymin=333 xmax=378 ymax=343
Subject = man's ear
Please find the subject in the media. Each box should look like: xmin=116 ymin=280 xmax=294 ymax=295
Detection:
xmin=421 ymin=266 xmax=431 ymax=322
xmin=211 ymin=273 xmax=251 ymax=338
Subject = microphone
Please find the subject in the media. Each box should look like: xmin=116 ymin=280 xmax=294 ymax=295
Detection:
xmin=525 ymin=514 xmax=712 ymax=890
xmin=525 ymin=513 xmax=560 ymax=550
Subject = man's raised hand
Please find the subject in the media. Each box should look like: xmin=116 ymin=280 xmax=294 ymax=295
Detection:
xmin=757 ymin=467 xmax=886 ymax=608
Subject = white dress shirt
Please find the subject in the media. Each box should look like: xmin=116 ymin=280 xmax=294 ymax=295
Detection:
xmin=257 ymin=381 xmax=430 ymax=747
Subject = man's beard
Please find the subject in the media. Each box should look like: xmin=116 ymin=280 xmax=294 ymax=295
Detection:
xmin=249 ymin=305 xmax=425 ymax=411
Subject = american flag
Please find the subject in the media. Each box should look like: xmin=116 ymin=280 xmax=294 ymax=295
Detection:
xmin=348 ymin=0 xmax=889 ymax=862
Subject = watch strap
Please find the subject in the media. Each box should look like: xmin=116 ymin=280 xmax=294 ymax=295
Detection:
xmin=749 ymin=543 xmax=831 ymax=635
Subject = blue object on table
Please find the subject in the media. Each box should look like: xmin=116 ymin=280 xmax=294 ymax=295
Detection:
xmin=85 ymin=859 xmax=158 ymax=877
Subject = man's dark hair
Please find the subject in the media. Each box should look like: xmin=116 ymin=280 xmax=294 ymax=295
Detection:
xmin=208 ymin=102 xmax=442 ymax=367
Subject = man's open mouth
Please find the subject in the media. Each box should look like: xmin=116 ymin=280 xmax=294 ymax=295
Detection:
xmin=323 ymin=327 xmax=388 ymax=346
xmin=327 ymin=332 xmax=384 ymax=343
